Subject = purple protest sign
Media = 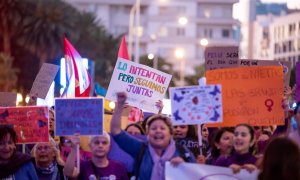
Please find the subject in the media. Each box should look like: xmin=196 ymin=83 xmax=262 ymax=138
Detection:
xmin=55 ymin=98 xmax=103 ymax=136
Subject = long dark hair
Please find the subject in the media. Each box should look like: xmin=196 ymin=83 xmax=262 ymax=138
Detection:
xmin=258 ymin=138 xmax=300 ymax=180
xmin=210 ymin=127 xmax=234 ymax=158
xmin=125 ymin=123 xmax=145 ymax=135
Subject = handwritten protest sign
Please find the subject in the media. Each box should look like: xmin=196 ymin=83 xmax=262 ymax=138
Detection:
xmin=55 ymin=98 xmax=103 ymax=136
xmin=30 ymin=63 xmax=59 ymax=99
xmin=204 ymin=46 xmax=239 ymax=70
xmin=206 ymin=56 xmax=291 ymax=86
xmin=0 ymin=106 xmax=49 ymax=143
xmin=106 ymin=58 xmax=172 ymax=113
xmin=176 ymin=138 xmax=200 ymax=157
xmin=206 ymin=66 xmax=284 ymax=126
xmin=170 ymin=85 xmax=222 ymax=125
xmin=165 ymin=162 xmax=258 ymax=180
xmin=0 ymin=92 xmax=17 ymax=107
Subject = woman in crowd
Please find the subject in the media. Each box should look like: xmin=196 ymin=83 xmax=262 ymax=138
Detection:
xmin=64 ymin=132 xmax=128 ymax=180
xmin=0 ymin=125 xmax=38 ymax=179
xmin=215 ymin=124 xmax=257 ymax=173
xmin=206 ymin=127 xmax=234 ymax=165
xmin=288 ymin=101 xmax=300 ymax=147
xmin=258 ymin=137 xmax=300 ymax=180
xmin=173 ymin=125 xmax=197 ymax=139
xmin=110 ymin=92 xmax=195 ymax=180
xmin=125 ymin=123 xmax=145 ymax=135
xmin=32 ymin=139 xmax=66 ymax=180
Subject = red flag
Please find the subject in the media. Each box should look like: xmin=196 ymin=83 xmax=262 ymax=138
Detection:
xmin=118 ymin=36 xmax=130 ymax=60
xmin=63 ymin=37 xmax=91 ymax=97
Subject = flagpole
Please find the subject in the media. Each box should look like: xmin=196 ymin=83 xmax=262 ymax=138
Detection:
xmin=134 ymin=0 xmax=140 ymax=63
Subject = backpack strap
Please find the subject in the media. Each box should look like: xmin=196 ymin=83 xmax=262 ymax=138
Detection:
xmin=134 ymin=143 xmax=147 ymax=180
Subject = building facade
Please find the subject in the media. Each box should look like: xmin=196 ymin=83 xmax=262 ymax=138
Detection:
xmin=64 ymin=0 xmax=239 ymax=75
xmin=270 ymin=12 xmax=300 ymax=66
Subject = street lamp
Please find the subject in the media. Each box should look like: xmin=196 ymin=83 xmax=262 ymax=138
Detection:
xmin=174 ymin=48 xmax=186 ymax=86
xmin=148 ymin=53 xmax=154 ymax=60
xmin=200 ymin=38 xmax=209 ymax=46
xmin=178 ymin=16 xmax=188 ymax=26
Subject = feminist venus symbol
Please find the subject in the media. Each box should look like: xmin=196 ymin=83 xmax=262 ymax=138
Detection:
xmin=265 ymin=99 xmax=274 ymax=112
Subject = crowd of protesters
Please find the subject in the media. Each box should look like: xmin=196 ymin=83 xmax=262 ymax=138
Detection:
xmin=1 ymin=89 xmax=300 ymax=180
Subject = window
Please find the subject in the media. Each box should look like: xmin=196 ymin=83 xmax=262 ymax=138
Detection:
xmin=222 ymin=29 xmax=230 ymax=38
xmin=176 ymin=28 xmax=185 ymax=36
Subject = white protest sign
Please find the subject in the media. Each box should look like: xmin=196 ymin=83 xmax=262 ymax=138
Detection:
xmin=0 ymin=92 xmax=17 ymax=107
xmin=165 ymin=162 xmax=258 ymax=180
xmin=169 ymin=85 xmax=222 ymax=125
xmin=30 ymin=63 xmax=59 ymax=99
xmin=106 ymin=58 xmax=172 ymax=113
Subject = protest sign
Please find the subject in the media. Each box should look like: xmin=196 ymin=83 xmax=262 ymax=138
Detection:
xmin=170 ymin=85 xmax=222 ymax=125
xmin=204 ymin=46 xmax=239 ymax=70
xmin=165 ymin=162 xmax=258 ymax=180
xmin=176 ymin=138 xmax=200 ymax=157
xmin=205 ymin=50 xmax=291 ymax=86
xmin=0 ymin=106 xmax=49 ymax=143
xmin=55 ymin=98 xmax=103 ymax=136
xmin=0 ymin=92 xmax=17 ymax=107
xmin=206 ymin=66 xmax=284 ymax=126
xmin=106 ymin=58 xmax=172 ymax=113
xmin=30 ymin=63 xmax=59 ymax=99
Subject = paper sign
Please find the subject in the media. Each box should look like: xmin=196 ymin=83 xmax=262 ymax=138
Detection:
xmin=30 ymin=63 xmax=59 ymax=99
xmin=106 ymin=58 xmax=172 ymax=113
xmin=205 ymin=55 xmax=291 ymax=86
xmin=205 ymin=46 xmax=239 ymax=70
xmin=0 ymin=106 xmax=49 ymax=143
xmin=176 ymin=138 xmax=200 ymax=157
xmin=0 ymin=92 xmax=17 ymax=107
xmin=55 ymin=98 xmax=104 ymax=136
xmin=170 ymin=85 xmax=222 ymax=125
xmin=165 ymin=162 xmax=258 ymax=180
xmin=206 ymin=66 xmax=284 ymax=126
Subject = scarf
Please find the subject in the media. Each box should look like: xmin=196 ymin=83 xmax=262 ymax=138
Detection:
xmin=36 ymin=161 xmax=56 ymax=175
xmin=0 ymin=152 xmax=32 ymax=179
xmin=148 ymin=139 xmax=176 ymax=180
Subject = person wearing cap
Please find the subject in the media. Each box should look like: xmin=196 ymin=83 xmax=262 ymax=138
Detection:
xmin=63 ymin=132 xmax=128 ymax=180
xmin=110 ymin=92 xmax=194 ymax=180
xmin=31 ymin=138 xmax=66 ymax=180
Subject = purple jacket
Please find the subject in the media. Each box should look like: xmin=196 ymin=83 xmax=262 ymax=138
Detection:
xmin=215 ymin=152 xmax=257 ymax=167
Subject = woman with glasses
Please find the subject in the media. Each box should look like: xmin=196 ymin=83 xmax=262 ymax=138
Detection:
xmin=31 ymin=139 xmax=66 ymax=180
xmin=0 ymin=125 xmax=38 ymax=179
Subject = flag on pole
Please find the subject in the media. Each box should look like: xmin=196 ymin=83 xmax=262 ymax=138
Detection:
xmin=118 ymin=36 xmax=130 ymax=60
xmin=63 ymin=37 xmax=91 ymax=97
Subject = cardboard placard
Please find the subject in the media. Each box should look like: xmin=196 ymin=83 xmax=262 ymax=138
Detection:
xmin=170 ymin=85 xmax=223 ymax=125
xmin=55 ymin=98 xmax=104 ymax=136
xmin=106 ymin=58 xmax=172 ymax=113
xmin=0 ymin=106 xmax=49 ymax=143
xmin=30 ymin=63 xmax=59 ymax=99
xmin=206 ymin=66 xmax=284 ymax=126
xmin=205 ymin=46 xmax=239 ymax=70
xmin=0 ymin=92 xmax=17 ymax=107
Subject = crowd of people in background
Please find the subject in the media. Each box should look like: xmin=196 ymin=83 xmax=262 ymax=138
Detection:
xmin=1 ymin=89 xmax=300 ymax=180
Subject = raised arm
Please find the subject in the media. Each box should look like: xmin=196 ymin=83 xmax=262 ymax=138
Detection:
xmin=63 ymin=135 xmax=80 ymax=178
xmin=110 ymin=92 xmax=127 ymax=135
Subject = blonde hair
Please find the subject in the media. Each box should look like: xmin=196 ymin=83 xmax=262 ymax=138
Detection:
xmin=32 ymin=137 xmax=65 ymax=166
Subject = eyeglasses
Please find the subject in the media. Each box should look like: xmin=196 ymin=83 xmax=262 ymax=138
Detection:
xmin=36 ymin=146 xmax=51 ymax=151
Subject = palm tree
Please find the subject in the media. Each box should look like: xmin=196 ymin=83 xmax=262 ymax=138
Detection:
xmin=0 ymin=53 xmax=19 ymax=91
xmin=19 ymin=0 xmax=80 ymax=67
xmin=0 ymin=0 xmax=31 ymax=55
